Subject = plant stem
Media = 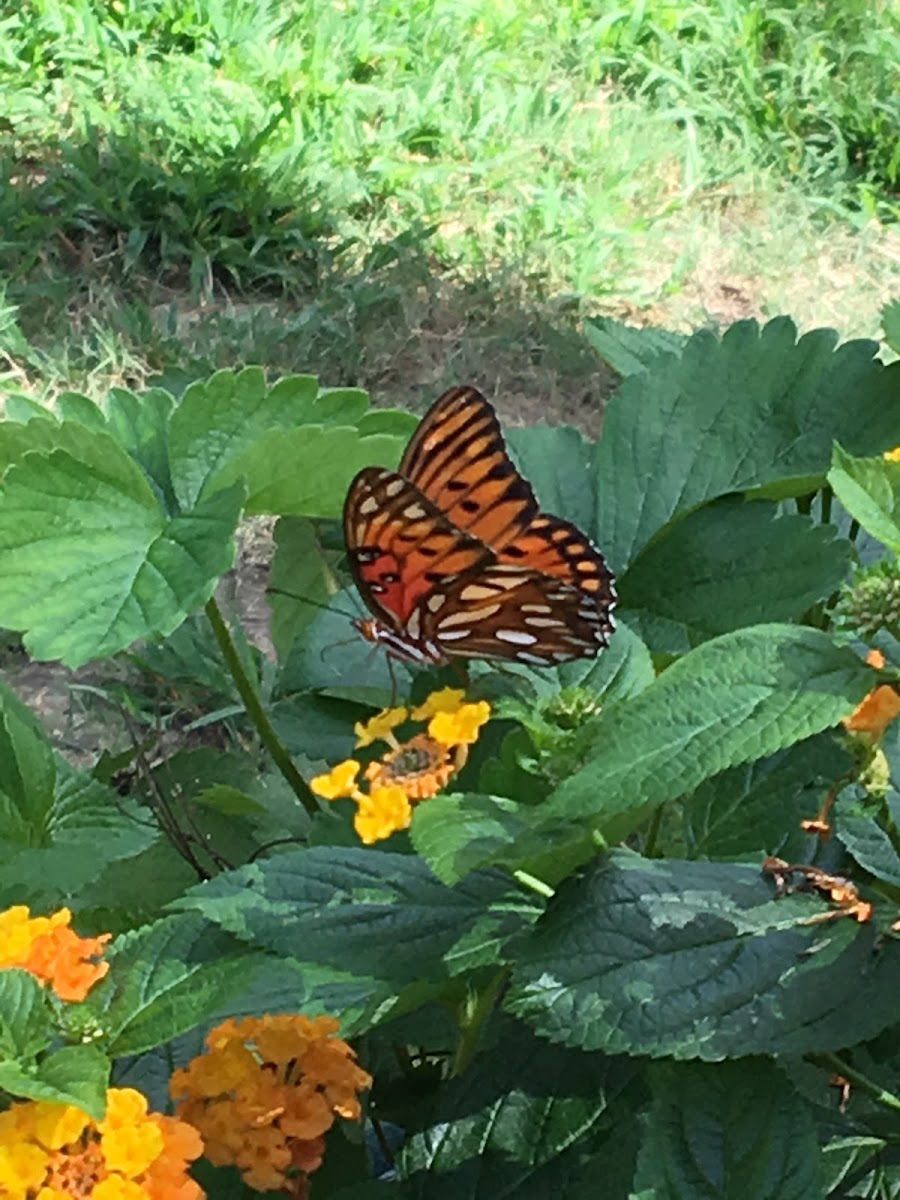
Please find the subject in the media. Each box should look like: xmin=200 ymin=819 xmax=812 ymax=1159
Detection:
xmin=807 ymin=1052 xmax=900 ymax=1114
xmin=205 ymin=596 xmax=319 ymax=816
xmin=643 ymin=803 xmax=665 ymax=857
xmin=820 ymin=484 xmax=833 ymax=525
xmin=451 ymin=969 xmax=508 ymax=1078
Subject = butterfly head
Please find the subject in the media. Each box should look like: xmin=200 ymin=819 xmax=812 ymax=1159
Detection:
xmin=352 ymin=616 xmax=447 ymax=666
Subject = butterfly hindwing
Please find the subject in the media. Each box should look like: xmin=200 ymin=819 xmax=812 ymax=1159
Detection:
xmin=416 ymin=564 xmax=612 ymax=664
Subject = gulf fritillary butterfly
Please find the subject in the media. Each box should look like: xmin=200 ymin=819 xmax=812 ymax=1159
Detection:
xmin=343 ymin=386 xmax=616 ymax=666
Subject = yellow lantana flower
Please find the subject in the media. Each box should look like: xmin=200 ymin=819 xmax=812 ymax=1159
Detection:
xmin=310 ymin=759 xmax=361 ymax=800
xmin=411 ymin=688 xmax=467 ymax=720
xmin=354 ymin=786 xmax=413 ymax=844
xmin=0 ymin=1089 xmax=203 ymax=1200
xmin=308 ymin=689 xmax=492 ymax=845
xmin=353 ymin=706 xmax=408 ymax=748
xmin=429 ymin=700 xmax=491 ymax=747
xmin=884 ymin=447 xmax=900 ymax=462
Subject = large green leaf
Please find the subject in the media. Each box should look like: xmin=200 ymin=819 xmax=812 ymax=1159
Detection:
xmin=167 ymin=368 xmax=318 ymax=507
xmin=400 ymin=1018 xmax=638 ymax=1199
xmin=173 ymin=848 xmax=544 ymax=987
xmin=595 ymin=318 xmax=900 ymax=571
xmin=415 ymin=627 xmax=874 ymax=882
xmin=506 ymin=424 xmax=597 ymax=534
xmin=507 ymin=851 xmax=900 ymax=1058
xmin=620 ymin=500 xmax=852 ymax=652
xmin=0 ymin=436 xmax=244 ymax=665
xmin=86 ymin=914 xmax=259 ymax=1057
xmin=681 ymin=733 xmax=852 ymax=861
xmin=543 ymin=624 xmax=872 ymax=839
xmin=828 ymin=444 xmax=900 ymax=552
xmin=631 ymin=1059 xmax=821 ymax=1200
xmin=208 ymin=424 xmax=409 ymax=517
xmin=583 ymin=316 xmax=686 ymax=378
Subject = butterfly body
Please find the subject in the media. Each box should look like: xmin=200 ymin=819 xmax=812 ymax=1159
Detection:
xmin=344 ymin=388 xmax=616 ymax=666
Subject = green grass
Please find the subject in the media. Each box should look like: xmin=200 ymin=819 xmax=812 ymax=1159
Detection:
xmin=0 ymin=0 xmax=898 ymax=405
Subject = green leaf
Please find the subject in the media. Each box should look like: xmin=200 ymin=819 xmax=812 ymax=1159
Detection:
xmin=0 ymin=763 xmax=158 ymax=908
xmin=883 ymin=299 xmax=900 ymax=355
xmin=416 ymin=628 xmax=872 ymax=880
xmin=506 ymin=423 xmax=597 ymax=534
xmin=542 ymin=625 xmax=873 ymax=841
xmin=268 ymin=516 xmax=341 ymax=661
xmin=0 ymin=676 xmax=57 ymax=840
xmin=583 ymin=316 xmax=686 ymax=377
xmin=209 ymin=425 xmax=409 ymax=518
xmin=632 ymin=1059 xmax=821 ymax=1200
xmin=682 ymin=733 xmax=852 ymax=861
xmin=105 ymin=386 xmax=175 ymax=503
xmin=167 ymin=367 xmax=318 ymax=507
xmin=411 ymin=793 xmax=545 ymax=886
xmin=400 ymin=1017 xmax=638 ymax=1199
xmin=173 ymin=848 xmax=544 ymax=988
xmin=86 ymin=914 xmax=259 ymax=1056
xmin=828 ymin=443 xmax=900 ymax=552
xmin=507 ymin=851 xmax=900 ymax=1058
xmin=0 ymin=438 xmax=244 ymax=665
xmin=27 ymin=1045 xmax=111 ymax=1118
xmin=357 ymin=408 xmax=419 ymax=438
xmin=836 ymin=791 xmax=900 ymax=887
xmin=0 ymin=969 xmax=53 ymax=1059
xmin=620 ymin=500 xmax=852 ymax=652
xmin=595 ymin=318 xmax=900 ymax=571
xmin=57 ymin=392 xmax=106 ymax=428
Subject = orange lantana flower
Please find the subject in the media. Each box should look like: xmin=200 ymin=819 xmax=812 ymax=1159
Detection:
xmin=0 ymin=906 xmax=110 ymax=1001
xmin=843 ymin=649 xmax=900 ymax=740
xmin=171 ymin=1014 xmax=370 ymax=1198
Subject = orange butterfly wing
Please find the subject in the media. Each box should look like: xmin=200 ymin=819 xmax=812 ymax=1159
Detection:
xmin=400 ymin=386 xmax=615 ymax=605
xmin=343 ymin=387 xmax=616 ymax=665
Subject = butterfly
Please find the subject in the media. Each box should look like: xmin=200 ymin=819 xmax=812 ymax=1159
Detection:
xmin=343 ymin=386 xmax=616 ymax=666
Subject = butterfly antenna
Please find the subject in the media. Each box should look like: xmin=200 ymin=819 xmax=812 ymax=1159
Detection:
xmin=265 ymin=586 xmax=359 ymax=622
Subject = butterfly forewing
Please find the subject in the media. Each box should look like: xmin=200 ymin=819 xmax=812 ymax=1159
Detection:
xmin=344 ymin=466 xmax=492 ymax=634
xmin=400 ymin=386 xmax=541 ymax=550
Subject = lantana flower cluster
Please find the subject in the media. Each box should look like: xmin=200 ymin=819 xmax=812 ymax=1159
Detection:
xmin=310 ymin=688 xmax=491 ymax=843
xmin=170 ymin=1014 xmax=371 ymax=1198
xmin=0 ymin=1087 xmax=203 ymax=1200
xmin=0 ymin=906 xmax=110 ymax=1002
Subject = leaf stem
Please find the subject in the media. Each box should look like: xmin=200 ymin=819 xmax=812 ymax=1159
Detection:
xmin=807 ymin=1052 xmax=900 ymax=1114
xmin=205 ymin=596 xmax=319 ymax=816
